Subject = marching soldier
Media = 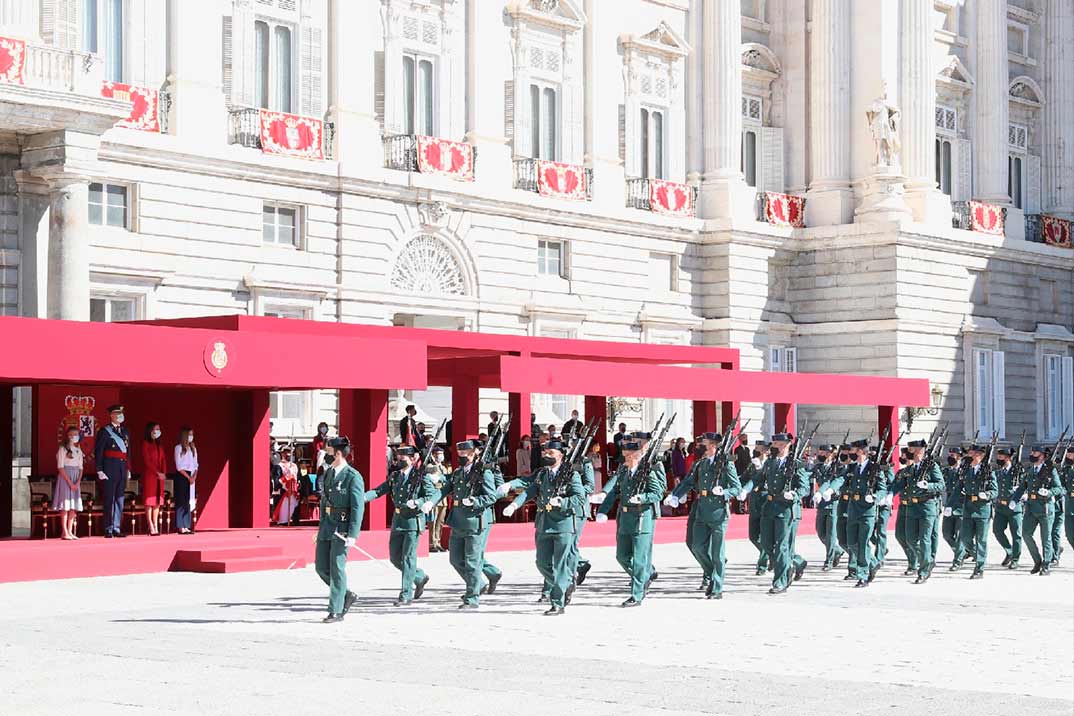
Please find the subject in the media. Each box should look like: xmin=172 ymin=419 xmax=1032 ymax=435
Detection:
xmin=736 ymin=440 xmax=772 ymax=575
xmin=891 ymin=439 xmax=944 ymax=583
xmin=891 ymin=448 xmax=917 ymax=575
xmin=363 ymin=446 xmax=436 ymax=606
xmin=942 ymin=447 xmax=968 ymax=570
xmin=843 ymin=439 xmax=890 ymax=588
xmin=315 ymin=436 xmax=364 ymax=623
xmin=809 ymin=444 xmax=845 ymax=572
xmin=1049 ymin=446 xmax=1072 ymax=566
xmin=94 ymin=404 xmax=131 ymax=538
xmin=1012 ymin=445 xmax=1062 ymax=575
xmin=870 ymin=445 xmax=896 ymax=570
xmin=595 ymin=439 xmax=662 ymax=607
xmin=681 ymin=437 xmax=710 ymax=591
xmin=665 ymin=432 xmax=741 ymax=599
xmin=992 ymin=448 xmax=1023 ymax=569
xmin=573 ymin=442 xmax=599 ymax=586
xmin=1063 ymin=446 xmax=1074 ymax=552
xmin=835 ymin=444 xmax=854 ymax=579
xmin=436 ymin=440 xmax=502 ymax=609
xmin=503 ymin=440 xmax=585 ymax=615
xmin=958 ymin=443 xmax=997 ymax=579
xmin=757 ymin=433 xmax=810 ymax=595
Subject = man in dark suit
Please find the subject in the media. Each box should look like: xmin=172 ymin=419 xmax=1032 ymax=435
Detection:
xmin=399 ymin=404 xmax=417 ymax=446
xmin=561 ymin=410 xmax=582 ymax=441
xmin=734 ymin=433 xmax=752 ymax=476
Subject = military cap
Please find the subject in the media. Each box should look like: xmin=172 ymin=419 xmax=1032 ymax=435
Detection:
xmin=907 ymin=439 xmax=927 ymax=448
xmin=948 ymin=446 xmax=964 ymax=455
xmin=700 ymin=432 xmax=721 ymax=442
xmin=839 ymin=443 xmax=852 ymax=451
xmin=632 ymin=431 xmax=653 ymax=440
xmin=755 ymin=439 xmax=770 ymax=447
xmin=327 ymin=436 xmax=351 ymax=452
xmin=967 ymin=444 xmax=985 ymax=453
xmin=771 ymin=432 xmax=794 ymax=443
xmin=395 ymin=446 xmax=417 ymax=457
xmin=107 ymin=404 xmax=125 ymax=413
xmin=1066 ymin=445 xmax=1074 ymax=453
xmin=817 ymin=444 xmax=835 ymax=452
xmin=621 ymin=440 xmax=642 ymax=451
xmin=545 ymin=440 xmax=566 ymax=452
xmin=431 ymin=444 xmax=445 ymax=453
xmin=995 ymin=448 xmax=1012 ymax=457
xmin=455 ymin=440 xmax=478 ymax=451
xmin=1030 ymin=445 xmax=1047 ymax=454
xmin=850 ymin=439 xmax=870 ymax=449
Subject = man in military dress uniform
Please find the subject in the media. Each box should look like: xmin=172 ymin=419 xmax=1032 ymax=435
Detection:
xmin=870 ymin=445 xmax=896 ymax=570
xmin=596 ymin=440 xmax=663 ymax=606
xmin=843 ymin=439 xmax=890 ymax=588
xmin=679 ymin=437 xmax=710 ymax=591
xmin=315 ymin=436 xmax=365 ymax=623
xmin=503 ymin=440 xmax=585 ymax=615
xmin=834 ymin=445 xmax=854 ymax=579
xmin=1048 ymin=447 xmax=1072 ymax=566
xmin=573 ymin=442 xmax=598 ymax=586
xmin=1012 ymin=446 xmax=1062 ymax=575
xmin=736 ymin=440 xmax=771 ymax=575
xmin=957 ymin=444 xmax=997 ymax=579
xmin=809 ymin=445 xmax=845 ymax=572
xmin=364 ymin=446 xmax=436 ymax=606
xmin=757 ymin=433 xmax=810 ymax=595
xmin=665 ymin=432 xmax=741 ymax=599
xmin=942 ymin=447 xmax=968 ymax=570
xmin=1063 ymin=446 xmax=1074 ymax=552
xmin=891 ymin=439 xmax=945 ymax=583
xmin=94 ymin=404 xmax=131 ymax=538
xmin=435 ymin=441 xmax=502 ymax=609
xmin=992 ymin=448 xmax=1023 ymax=569
xmin=890 ymin=448 xmax=916 ymax=574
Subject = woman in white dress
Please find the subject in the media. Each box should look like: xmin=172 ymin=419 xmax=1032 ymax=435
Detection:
xmin=174 ymin=427 xmax=199 ymax=534
xmin=54 ymin=426 xmax=84 ymax=540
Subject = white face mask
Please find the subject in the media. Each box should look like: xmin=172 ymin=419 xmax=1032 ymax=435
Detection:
xmin=114 ymin=414 xmax=125 ymax=424
xmin=69 ymin=435 xmax=80 ymax=444
xmin=188 ymin=434 xmax=194 ymax=442
xmin=151 ymin=430 xmax=161 ymax=439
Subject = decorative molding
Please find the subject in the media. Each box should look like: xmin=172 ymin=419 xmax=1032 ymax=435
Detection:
xmin=1009 ymin=74 xmax=1044 ymax=107
xmin=505 ymin=0 xmax=586 ymax=33
xmin=390 ymin=234 xmax=468 ymax=296
xmin=636 ymin=302 xmax=702 ymax=331
xmin=619 ymin=21 xmax=690 ymax=61
xmin=960 ymin=315 xmax=1011 ymax=338
xmin=1034 ymin=323 xmax=1074 ymax=343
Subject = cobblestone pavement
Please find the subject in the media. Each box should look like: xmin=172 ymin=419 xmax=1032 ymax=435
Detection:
xmin=1 ymin=537 xmax=1071 ymax=716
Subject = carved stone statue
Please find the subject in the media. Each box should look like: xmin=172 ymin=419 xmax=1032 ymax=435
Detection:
xmin=866 ymin=85 xmax=902 ymax=168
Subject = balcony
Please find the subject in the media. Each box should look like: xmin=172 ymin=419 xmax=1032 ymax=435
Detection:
xmin=383 ymin=134 xmax=475 ymax=181
xmin=951 ymin=201 xmax=971 ymax=230
xmin=626 ymin=177 xmax=697 ymax=217
xmin=1025 ymin=213 xmax=1043 ymax=243
xmin=227 ymin=107 xmax=332 ymax=160
xmin=514 ymin=157 xmax=592 ymax=201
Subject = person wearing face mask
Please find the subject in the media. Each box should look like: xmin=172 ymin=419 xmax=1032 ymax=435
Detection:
xmin=754 ymin=433 xmax=811 ymax=595
xmin=889 ymin=439 xmax=945 ymax=584
xmin=94 ymin=404 xmax=131 ymax=538
xmin=427 ymin=446 xmax=450 ymax=552
xmin=434 ymin=441 xmax=502 ymax=609
xmin=54 ymin=426 xmax=84 ymax=540
xmin=1063 ymin=446 xmax=1074 ymax=554
xmin=272 ymin=448 xmax=300 ymax=526
xmin=869 ymin=444 xmax=897 ymax=572
xmin=561 ymin=410 xmax=582 ymax=441
xmin=835 ymin=445 xmax=854 ymax=578
xmin=956 ymin=444 xmax=997 ymax=580
xmin=842 ymin=439 xmax=891 ymax=588
xmin=313 ymin=422 xmax=330 ymax=475
xmin=736 ymin=439 xmax=771 ymax=575
xmin=315 ymin=436 xmax=365 ymax=623
xmin=992 ymin=448 xmax=1022 ymax=569
xmin=809 ymin=445 xmax=845 ymax=573
xmin=1011 ymin=445 xmax=1062 ymax=575
xmin=503 ymin=440 xmax=585 ymax=615
xmin=942 ymin=447 xmax=968 ymax=570
xmin=173 ymin=427 xmax=199 ymax=534
xmin=140 ymin=422 xmax=167 ymax=536
xmin=515 ymin=434 xmax=533 ymax=477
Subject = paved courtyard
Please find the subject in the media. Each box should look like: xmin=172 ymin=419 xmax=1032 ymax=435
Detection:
xmin=0 ymin=536 xmax=1071 ymax=716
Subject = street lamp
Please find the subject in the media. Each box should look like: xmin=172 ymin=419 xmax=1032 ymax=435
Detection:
xmin=903 ymin=385 xmax=944 ymax=432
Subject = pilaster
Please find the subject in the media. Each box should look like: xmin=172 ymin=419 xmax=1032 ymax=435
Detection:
xmin=974 ymin=0 xmax=1010 ymax=205
xmin=1043 ymin=0 xmax=1074 ymax=218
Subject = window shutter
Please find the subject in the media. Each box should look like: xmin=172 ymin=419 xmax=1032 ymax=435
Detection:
xmin=300 ymin=24 xmax=324 ymax=117
xmin=785 ymin=347 xmax=797 ymax=373
xmin=618 ymin=104 xmax=626 ymax=165
xmin=504 ymin=79 xmax=514 ymax=147
xmin=954 ymin=138 xmax=973 ymax=201
xmin=559 ymin=241 xmax=570 ymax=280
xmin=760 ymin=126 xmax=784 ymax=192
xmin=992 ymin=350 xmax=1005 ymax=439
xmin=1026 ymin=154 xmax=1041 ymax=214
xmin=374 ymin=51 xmax=385 ymax=127
xmin=769 ymin=346 xmax=782 ymax=372
xmin=41 ymin=0 xmax=80 ymax=49
xmin=222 ymin=15 xmax=233 ymax=102
xmin=1063 ymin=357 xmax=1074 ymax=431
xmin=223 ymin=7 xmax=256 ymax=107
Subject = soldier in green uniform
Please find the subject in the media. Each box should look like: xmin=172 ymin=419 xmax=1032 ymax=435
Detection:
xmin=842 ymin=439 xmax=890 ymax=588
xmin=890 ymin=439 xmax=944 ymax=583
xmin=757 ymin=433 xmax=810 ymax=595
xmin=957 ymin=444 xmax=997 ymax=579
xmin=1048 ymin=447 xmax=1072 ymax=566
xmin=436 ymin=440 xmax=502 ymax=609
xmin=665 ymin=432 xmax=742 ymax=599
xmin=503 ymin=440 xmax=585 ymax=615
xmin=595 ymin=440 xmax=663 ymax=607
xmin=992 ymin=448 xmax=1023 ymax=569
xmin=573 ymin=442 xmax=598 ymax=586
xmin=870 ymin=443 xmax=896 ymax=570
xmin=942 ymin=447 xmax=968 ymax=570
xmin=681 ymin=437 xmax=709 ymax=591
xmin=1063 ymin=446 xmax=1074 ymax=552
xmin=1012 ymin=445 xmax=1062 ymax=575
xmin=834 ymin=445 xmax=854 ymax=580
xmin=890 ymin=448 xmax=916 ymax=575
xmin=363 ymin=446 xmax=436 ymax=606
xmin=736 ymin=440 xmax=771 ymax=575
xmin=809 ymin=445 xmax=845 ymax=572
xmin=315 ymin=436 xmax=365 ymax=623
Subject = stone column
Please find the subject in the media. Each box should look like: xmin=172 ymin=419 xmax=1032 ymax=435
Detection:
xmin=165 ymin=0 xmax=227 ymax=145
xmin=900 ymin=0 xmax=951 ymax=225
xmin=13 ymin=171 xmax=49 ymax=319
xmin=46 ymin=179 xmax=90 ymax=321
xmin=1043 ymin=0 xmax=1074 ymax=218
xmin=0 ymin=0 xmax=40 ymax=42
xmin=697 ymin=0 xmax=750 ymax=220
xmin=328 ymin=0 xmax=381 ymax=170
xmin=805 ymin=0 xmax=853 ymax=226
xmin=974 ymin=0 xmax=1010 ymax=205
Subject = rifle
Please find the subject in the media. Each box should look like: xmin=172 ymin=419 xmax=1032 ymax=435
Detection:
xmin=918 ymin=422 xmax=948 ymax=479
xmin=972 ymin=430 xmax=1000 ymax=498
xmin=782 ymin=423 xmax=819 ymax=496
xmin=864 ymin=426 xmax=895 ymax=494
xmin=1009 ymin=429 xmax=1027 ymax=491
xmin=1042 ymin=426 xmax=1070 ymax=473
xmin=408 ymin=418 xmax=446 ymax=501
xmin=569 ymin=417 xmax=601 ymax=472
xmin=468 ymin=414 xmax=508 ymax=494
xmin=629 ymin=413 xmax=676 ymax=498
xmin=553 ymin=418 xmax=598 ymax=496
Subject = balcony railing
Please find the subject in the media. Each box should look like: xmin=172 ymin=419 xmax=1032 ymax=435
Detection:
xmin=513 ymin=157 xmax=593 ymax=200
xmin=754 ymin=192 xmax=769 ymax=222
xmin=626 ymin=177 xmax=651 ymax=210
xmin=227 ymin=107 xmax=262 ymax=148
xmin=384 ymin=134 xmax=418 ymax=171
xmin=951 ymin=200 xmax=971 ymax=230
xmin=626 ymin=177 xmax=697 ymax=216
xmin=24 ymin=44 xmax=103 ymax=95
xmin=1025 ymin=213 xmax=1043 ymax=243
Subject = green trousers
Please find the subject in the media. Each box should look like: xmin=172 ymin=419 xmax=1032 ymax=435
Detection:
xmin=837 ymin=505 xmax=852 ymax=573
xmin=389 ymin=530 xmax=426 ymax=600
xmin=905 ymin=512 xmax=939 ymax=576
xmin=449 ymin=528 xmax=491 ymax=606
xmin=1049 ymin=496 xmax=1065 ymax=560
xmin=479 ymin=525 xmax=502 ymax=586
xmin=536 ymin=532 xmax=577 ymax=607
xmin=1065 ymin=509 xmax=1074 ymax=550
xmin=615 ymin=531 xmax=654 ymax=601
xmin=816 ymin=508 xmax=843 ymax=567
xmin=789 ymin=514 xmax=806 ymax=577
xmin=992 ymin=505 xmax=1023 ymax=562
xmin=690 ymin=517 xmax=729 ymax=594
xmin=942 ymin=515 xmax=965 ymax=565
xmin=959 ymin=513 xmax=991 ymax=571
xmin=760 ymin=510 xmax=795 ymax=590
xmin=1022 ymin=507 xmax=1054 ymax=566
xmin=872 ymin=506 xmax=891 ymax=563
xmin=315 ymin=537 xmax=350 ymax=614
xmin=846 ymin=514 xmax=876 ymax=581
xmin=895 ymin=507 xmax=915 ymax=570
xmin=685 ymin=512 xmax=707 ymax=574
xmin=930 ymin=517 xmax=940 ymax=561
xmin=748 ymin=500 xmax=768 ymax=570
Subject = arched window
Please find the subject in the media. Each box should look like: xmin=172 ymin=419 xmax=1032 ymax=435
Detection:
xmin=391 ymin=236 xmax=467 ymax=296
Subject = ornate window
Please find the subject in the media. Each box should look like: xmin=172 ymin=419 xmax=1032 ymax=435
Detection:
xmin=1009 ymin=76 xmax=1044 ymax=213
xmin=391 ymin=235 xmax=466 ymax=296
xmin=936 ymin=55 xmax=974 ymax=201
xmin=740 ymin=43 xmax=783 ymax=192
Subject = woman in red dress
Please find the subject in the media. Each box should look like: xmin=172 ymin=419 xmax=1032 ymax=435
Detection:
xmin=141 ymin=422 xmax=167 ymax=535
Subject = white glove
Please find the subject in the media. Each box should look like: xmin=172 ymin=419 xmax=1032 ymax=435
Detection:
xmin=977 ymin=492 xmax=987 ymax=500
xmin=1008 ymin=501 xmax=1016 ymax=510
xmin=1020 ymin=493 xmax=1028 ymax=502
xmin=595 ymin=513 xmax=608 ymax=523
xmin=549 ymin=496 xmax=562 ymax=507
xmin=822 ymin=489 xmax=834 ymax=502
xmin=752 ymin=457 xmax=762 ymax=468
xmin=713 ymin=486 xmax=724 ymax=496
xmin=943 ymin=507 xmax=952 ymax=517
xmin=97 ymin=471 xmax=108 ymax=481
xmin=885 ymin=494 xmax=895 ymax=507
xmin=420 ymin=501 xmax=433 ymax=514
xmin=664 ymin=495 xmax=679 ymax=508
xmin=592 ymin=492 xmax=607 ymax=502
xmin=865 ymin=494 xmax=875 ymax=504
xmin=1037 ymin=487 xmax=1049 ymax=496
xmin=503 ymin=503 xmax=517 ymax=517
xmin=739 ymin=490 xmax=750 ymax=501
xmin=462 ymin=497 xmax=475 ymax=507
xmin=344 ymin=536 xmax=356 ymax=549
xmin=628 ymin=495 xmax=643 ymax=505
xmin=783 ymin=491 xmax=795 ymax=501
xmin=405 ymin=499 xmax=417 ymax=509
xmin=497 ymin=483 xmax=511 ymax=497
xmin=810 ymin=493 xmax=820 ymax=506
xmin=916 ymin=480 xmax=928 ymax=489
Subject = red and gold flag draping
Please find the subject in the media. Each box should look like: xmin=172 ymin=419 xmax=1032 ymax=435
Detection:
xmin=0 ymin=35 xmax=26 ymax=85
xmin=968 ymin=200 xmax=1005 ymax=236
xmin=259 ymin=109 xmax=324 ymax=160
xmin=648 ymin=179 xmax=695 ymax=217
xmin=100 ymin=82 xmax=160 ymax=132
xmin=764 ymin=191 xmax=806 ymax=228
xmin=536 ymin=160 xmax=588 ymax=201
xmin=1042 ymin=214 xmax=1073 ymax=248
xmin=415 ymin=136 xmax=475 ymax=181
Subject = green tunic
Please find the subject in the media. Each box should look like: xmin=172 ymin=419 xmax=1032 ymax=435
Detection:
xmin=365 ymin=467 xmax=436 ymax=600
xmin=315 ymin=463 xmax=365 ymax=615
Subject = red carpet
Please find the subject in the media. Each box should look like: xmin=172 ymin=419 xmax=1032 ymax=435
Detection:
xmin=0 ymin=512 xmax=835 ymax=583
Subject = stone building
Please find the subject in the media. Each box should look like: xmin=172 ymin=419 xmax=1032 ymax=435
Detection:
xmin=0 ymin=0 xmax=1071 ymax=460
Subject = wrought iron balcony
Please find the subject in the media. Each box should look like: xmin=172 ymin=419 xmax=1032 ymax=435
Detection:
xmin=384 ymin=134 xmax=418 ymax=171
xmin=951 ymin=200 xmax=971 ymax=230
xmin=227 ymin=106 xmax=331 ymax=160
xmin=1025 ymin=213 xmax=1043 ymax=243
xmin=227 ymin=107 xmax=262 ymax=149
xmin=625 ymin=177 xmax=697 ymax=216
xmin=626 ymin=177 xmax=651 ymax=210
xmin=513 ymin=157 xmax=592 ymax=200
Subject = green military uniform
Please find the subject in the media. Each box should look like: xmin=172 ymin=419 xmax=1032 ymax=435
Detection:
xmin=757 ymin=446 xmax=810 ymax=594
xmin=1013 ymin=458 xmax=1062 ymax=572
xmin=509 ymin=463 xmax=585 ymax=611
xmin=437 ymin=459 xmax=501 ymax=607
xmin=812 ymin=456 xmax=845 ymax=570
xmin=842 ymin=454 xmax=891 ymax=586
xmin=573 ymin=457 xmax=596 ymax=583
xmin=891 ymin=453 xmax=944 ymax=581
xmin=315 ymin=460 xmax=365 ymax=617
xmin=942 ymin=463 xmax=968 ymax=568
xmin=992 ymin=460 xmax=1023 ymax=567
xmin=364 ymin=463 xmax=436 ymax=603
xmin=1048 ymin=457 xmax=1070 ymax=565
xmin=738 ymin=456 xmax=771 ymax=574
xmin=958 ymin=460 xmax=998 ymax=576
xmin=1062 ymin=462 xmax=1074 ymax=551
xmin=835 ymin=457 xmax=853 ymax=578
xmin=891 ymin=475 xmax=915 ymax=574
xmin=597 ymin=461 xmax=663 ymax=605
xmin=670 ymin=450 xmax=741 ymax=597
